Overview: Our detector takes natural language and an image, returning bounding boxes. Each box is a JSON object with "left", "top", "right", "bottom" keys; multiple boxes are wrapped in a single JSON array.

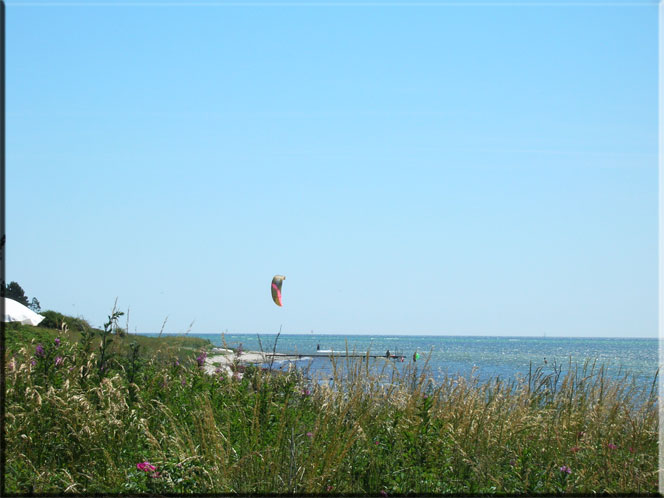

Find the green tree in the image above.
[{"left": 3, "top": 281, "right": 30, "bottom": 306}]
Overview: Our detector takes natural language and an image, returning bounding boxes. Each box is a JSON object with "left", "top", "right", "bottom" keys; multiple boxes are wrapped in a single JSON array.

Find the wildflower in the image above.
[
  {"left": 55, "top": 356, "right": 63, "bottom": 367},
  {"left": 196, "top": 352, "right": 207, "bottom": 367},
  {"left": 509, "top": 459, "right": 516, "bottom": 466},
  {"left": 577, "top": 431, "right": 585, "bottom": 439},
  {"left": 174, "top": 359, "right": 180, "bottom": 367},
  {"left": 30, "top": 359, "right": 36, "bottom": 367},
  {"left": 570, "top": 446, "right": 580, "bottom": 453},
  {"left": 306, "top": 432, "right": 314, "bottom": 438},
  {"left": 303, "top": 388, "right": 311, "bottom": 396},
  {"left": 629, "top": 447, "right": 635, "bottom": 454},
  {"left": 374, "top": 440, "right": 380, "bottom": 445},
  {"left": 380, "top": 490, "right": 388, "bottom": 497},
  {"left": 35, "top": 344, "right": 45, "bottom": 358},
  {"left": 149, "top": 472, "right": 161, "bottom": 479},
  {"left": 559, "top": 465, "right": 572, "bottom": 474},
  {"left": 181, "top": 378, "right": 186, "bottom": 386},
  {"left": 607, "top": 443, "right": 617, "bottom": 450},
  {"left": 54, "top": 337, "right": 60, "bottom": 347},
  {"left": 137, "top": 461, "right": 156, "bottom": 472}
]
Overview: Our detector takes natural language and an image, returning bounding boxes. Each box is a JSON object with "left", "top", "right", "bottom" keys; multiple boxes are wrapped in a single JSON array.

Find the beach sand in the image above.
[{"left": 203, "top": 347, "right": 305, "bottom": 378}]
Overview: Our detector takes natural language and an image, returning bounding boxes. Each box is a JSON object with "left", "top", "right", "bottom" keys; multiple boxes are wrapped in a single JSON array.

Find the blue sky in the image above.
[{"left": 6, "top": 1, "right": 658, "bottom": 337}]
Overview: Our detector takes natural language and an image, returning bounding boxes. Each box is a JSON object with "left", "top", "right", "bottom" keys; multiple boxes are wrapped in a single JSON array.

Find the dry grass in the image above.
[{"left": 4, "top": 335, "right": 659, "bottom": 494}]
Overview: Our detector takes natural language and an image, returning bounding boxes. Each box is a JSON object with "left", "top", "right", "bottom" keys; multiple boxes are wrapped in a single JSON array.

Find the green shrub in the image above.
[{"left": 40, "top": 310, "right": 93, "bottom": 332}]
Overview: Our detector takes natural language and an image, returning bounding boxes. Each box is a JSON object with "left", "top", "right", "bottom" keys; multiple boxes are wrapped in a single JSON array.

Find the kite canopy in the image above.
[{"left": 271, "top": 275, "right": 286, "bottom": 307}]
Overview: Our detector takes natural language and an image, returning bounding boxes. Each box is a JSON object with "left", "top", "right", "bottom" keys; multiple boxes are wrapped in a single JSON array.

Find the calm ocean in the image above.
[{"left": 149, "top": 333, "right": 659, "bottom": 389}]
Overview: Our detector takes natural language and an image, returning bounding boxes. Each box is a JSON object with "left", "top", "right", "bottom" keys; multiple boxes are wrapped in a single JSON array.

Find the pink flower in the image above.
[
  {"left": 559, "top": 465, "right": 572, "bottom": 474},
  {"left": 326, "top": 485, "right": 334, "bottom": 492},
  {"left": 374, "top": 440, "right": 380, "bottom": 445},
  {"left": 136, "top": 461, "right": 156, "bottom": 472},
  {"left": 306, "top": 432, "right": 314, "bottom": 438},
  {"left": 303, "top": 388, "right": 311, "bottom": 396},
  {"left": 380, "top": 490, "right": 388, "bottom": 497},
  {"left": 149, "top": 471, "right": 161, "bottom": 479},
  {"left": 54, "top": 337, "right": 60, "bottom": 347},
  {"left": 54, "top": 356, "right": 63, "bottom": 367},
  {"left": 607, "top": 443, "right": 617, "bottom": 450}
]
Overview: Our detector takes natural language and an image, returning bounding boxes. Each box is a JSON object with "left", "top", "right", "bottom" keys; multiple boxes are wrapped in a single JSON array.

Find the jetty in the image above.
[{"left": 265, "top": 352, "right": 407, "bottom": 360}]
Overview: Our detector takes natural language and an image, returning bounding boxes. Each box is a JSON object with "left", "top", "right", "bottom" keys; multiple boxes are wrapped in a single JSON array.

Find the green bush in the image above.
[{"left": 39, "top": 310, "right": 93, "bottom": 332}]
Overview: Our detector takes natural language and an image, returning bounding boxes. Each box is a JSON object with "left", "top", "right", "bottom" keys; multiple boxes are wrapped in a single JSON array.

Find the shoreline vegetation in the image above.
[{"left": 4, "top": 311, "right": 659, "bottom": 494}]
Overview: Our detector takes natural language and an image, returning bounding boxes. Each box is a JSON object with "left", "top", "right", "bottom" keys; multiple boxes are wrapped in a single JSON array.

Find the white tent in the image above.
[{"left": 3, "top": 297, "right": 45, "bottom": 326}]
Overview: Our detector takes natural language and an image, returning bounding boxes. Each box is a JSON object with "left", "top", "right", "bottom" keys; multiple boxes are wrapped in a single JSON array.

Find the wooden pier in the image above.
[{"left": 266, "top": 352, "right": 406, "bottom": 360}]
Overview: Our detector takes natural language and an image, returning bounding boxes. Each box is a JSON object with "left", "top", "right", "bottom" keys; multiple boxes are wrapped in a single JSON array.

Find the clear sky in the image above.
[{"left": 6, "top": 1, "right": 658, "bottom": 337}]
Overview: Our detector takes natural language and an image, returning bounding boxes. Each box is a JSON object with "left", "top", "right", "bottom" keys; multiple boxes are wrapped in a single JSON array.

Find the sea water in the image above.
[{"left": 144, "top": 333, "right": 659, "bottom": 390}]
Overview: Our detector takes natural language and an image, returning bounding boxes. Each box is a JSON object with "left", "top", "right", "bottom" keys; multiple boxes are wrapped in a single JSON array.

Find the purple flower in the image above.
[
  {"left": 196, "top": 352, "right": 207, "bottom": 366},
  {"left": 174, "top": 359, "right": 180, "bottom": 367},
  {"left": 181, "top": 378, "right": 186, "bottom": 386},
  {"left": 380, "top": 490, "right": 388, "bottom": 497},
  {"left": 607, "top": 443, "right": 617, "bottom": 450},
  {"left": 303, "top": 388, "right": 311, "bottom": 396},
  {"left": 30, "top": 359, "right": 36, "bottom": 367},
  {"left": 54, "top": 356, "right": 63, "bottom": 367},
  {"left": 35, "top": 344, "right": 45, "bottom": 358},
  {"left": 306, "top": 432, "right": 314, "bottom": 438},
  {"left": 137, "top": 461, "right": 156, "bottom": 472},
  {"left": 54, "top": 337, "right": 60, "bottom": 347},
  {"left": 559, "top": 465, "right": 572, "bottom": 474}
]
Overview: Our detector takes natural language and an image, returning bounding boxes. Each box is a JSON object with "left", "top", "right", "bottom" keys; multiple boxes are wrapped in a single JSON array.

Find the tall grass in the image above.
[{"left": 4, "top": 331, "right": 658, "bottom": 494}]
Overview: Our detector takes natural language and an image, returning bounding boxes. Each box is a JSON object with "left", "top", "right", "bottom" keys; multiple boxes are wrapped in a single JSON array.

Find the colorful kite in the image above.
[{"left": 271, "top": 275, "right": 286, "bottom": 307}]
